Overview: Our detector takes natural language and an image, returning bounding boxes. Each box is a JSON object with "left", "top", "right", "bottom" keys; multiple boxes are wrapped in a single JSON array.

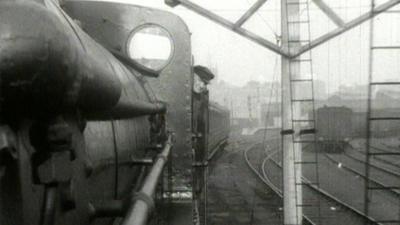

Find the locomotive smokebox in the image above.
[
  {"left": 0, "top": 0, "right": 124, "bottom": 118},
  {"left": 0, "top": 1, "right": 78, "bottom": 115}
]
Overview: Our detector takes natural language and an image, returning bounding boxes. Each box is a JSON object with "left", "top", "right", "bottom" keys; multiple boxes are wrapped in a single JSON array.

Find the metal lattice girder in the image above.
[
  {"left": 165, "top": 0, "right": 288, "bottom": 57},
  {"left": 234, "top": 0, "right": 268, "bottom": 28},
  {"left": 166, "top": 0, "right": 400, "bottom": 59},
  {"left": 312, "top": 0, "right": 345, "bottom": 27},
  {"left": 294, "top": 0, "right": 400, "bottom": 57}
]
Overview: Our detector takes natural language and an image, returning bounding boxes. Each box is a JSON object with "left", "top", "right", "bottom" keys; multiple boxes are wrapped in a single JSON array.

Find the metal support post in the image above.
[{"left": 281, "top": 0, "right": 302, "bottom": 224}]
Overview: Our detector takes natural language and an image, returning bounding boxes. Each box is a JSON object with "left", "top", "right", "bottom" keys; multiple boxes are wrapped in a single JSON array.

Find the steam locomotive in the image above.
[{"left": 0, "top": 0, "right": 229, "bottom": 225}]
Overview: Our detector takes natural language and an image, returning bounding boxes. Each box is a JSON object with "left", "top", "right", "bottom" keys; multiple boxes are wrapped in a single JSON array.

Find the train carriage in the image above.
[
  {"left": 191, "top": 65, "right": 230, "bottom": 225},
  {"left": 208, "top": 102, "right": 230, "bottom": 155}
]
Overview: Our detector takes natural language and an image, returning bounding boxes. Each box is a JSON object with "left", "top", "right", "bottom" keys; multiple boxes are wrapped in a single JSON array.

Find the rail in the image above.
[
  {"left": 244, "top": 141, "right": 381, "bottom": 225},
  {"left": 263, "top": 146, "right": 382, "bottom": 225},
  {"left": 324, "top": 153, "right": 400, "bottom": 197},
  {"left": 243, "top": 143, "right": 317, "bottom": 225},
  {"left": 369, "top": 145, "right": 400, "bottom": 168},
  {"left": 347, "top": 145, "right": 400, "bottom": 177}
]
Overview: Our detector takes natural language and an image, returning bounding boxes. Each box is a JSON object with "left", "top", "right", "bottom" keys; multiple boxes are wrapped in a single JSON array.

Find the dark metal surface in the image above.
[
  {"left": 62, "top": 0, "right": 193, "bottom": 189},
  {"left": 0, "top": 0, "right": 165, "bottom": 120},
  {"left": 208, "top": 102, "right": 230, "bottom": 152},
  {"left": 192, "top": 90, "right": 209, "bottom": 225},
  {"left": 0, "top": 0, "right": 119, "bottom": 116},
  {"left": 0, "top": 1, "right": 232, "bottom": 225},
  {"left": 0, "top": 1, "right": 188, "bottom": 225}
]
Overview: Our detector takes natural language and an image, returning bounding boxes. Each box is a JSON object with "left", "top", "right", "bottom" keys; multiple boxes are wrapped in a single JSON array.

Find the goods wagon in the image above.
[{"left": 316, "top": 106, "right": 352, "bottom": 153}]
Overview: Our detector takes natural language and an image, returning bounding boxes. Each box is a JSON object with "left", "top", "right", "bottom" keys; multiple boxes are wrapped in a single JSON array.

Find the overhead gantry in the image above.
[{"left": 166, "top": 0, "right": 400, "bottom": 58}]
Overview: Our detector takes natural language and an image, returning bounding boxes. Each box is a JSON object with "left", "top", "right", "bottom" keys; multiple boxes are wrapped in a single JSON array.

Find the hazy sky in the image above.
[{"left": 77, "top": 0, "right": 400, "bottom": 95}]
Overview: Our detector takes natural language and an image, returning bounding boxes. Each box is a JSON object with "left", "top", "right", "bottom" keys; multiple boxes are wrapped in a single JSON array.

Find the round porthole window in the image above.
[{"left": 127, "top": 24, "right": 174, "bottom": 72}]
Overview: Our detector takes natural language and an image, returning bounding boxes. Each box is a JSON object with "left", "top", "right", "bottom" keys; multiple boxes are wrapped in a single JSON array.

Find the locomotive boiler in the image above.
[{"left": 0, "top": 0, "right": 194, "bottom": 225}]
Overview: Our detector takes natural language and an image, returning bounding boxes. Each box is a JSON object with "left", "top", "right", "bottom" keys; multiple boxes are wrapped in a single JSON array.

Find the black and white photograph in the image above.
[{"left": 0, "top": 0, "right": 399, "bottom": 224}]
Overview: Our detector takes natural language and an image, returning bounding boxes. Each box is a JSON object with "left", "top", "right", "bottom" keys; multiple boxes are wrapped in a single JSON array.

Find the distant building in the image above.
[
  {"left": 208, "top": 80, "right": 280, "bottom": 128},
  {"left": 209, "top": 78, "right": 400, "bottom": 132},
  {"left": 260, "top": 102, "right": 281, "bottom": 128}
]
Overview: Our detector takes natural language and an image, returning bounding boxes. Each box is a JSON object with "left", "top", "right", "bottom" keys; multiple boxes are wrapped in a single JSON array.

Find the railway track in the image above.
[
  {"left": 244, "top": 143, "right": 386, "bottom": 225},
  {"left": 325, "top": 150, "right": 400, "bottom": 198},
  {"left": 207, "top": 136, "right": 285, "bottom": 225},
  {"left": 325, "top": 153, "right": 400, "bottom": 197},
  {"left": 243, "top": 144, "right": 316, "bottom": 225},
  {"left": 368, "top": 145, "right": 400, "bottom": 169},
  {"left": 345, "top": 145, "right": 400, "bottom": 181},
  {"left": 350, "top": 140, "right": 400, "bottom": 169},
  {"left": 244, "top": 141, "right": 385, "bottom": 225},
  {"left": 320, "top": 145, "right": 400, "bottom": 223},
  {"left": 262, "top": 149, "right": 380, "bottom": 225},
  {"left": 240, "top": 136, "right": 400, "bottom": 224}
]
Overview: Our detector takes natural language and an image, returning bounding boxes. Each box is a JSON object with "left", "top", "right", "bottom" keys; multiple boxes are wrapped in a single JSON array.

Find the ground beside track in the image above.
[
  {"left": 350, "top": 138, "right": 400, "bottom": 170},
  {"left": 207, "top": 135, "right": 283, "bottom": 225},
  {"left": 207, "top": 135, "right": 400, "bottom": 224},
  {"left": 256, "top": 146, "right": 368, "bottom": 225},
  {"left": 264, "top": 143, "right": 400, "bottom": 224}
]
